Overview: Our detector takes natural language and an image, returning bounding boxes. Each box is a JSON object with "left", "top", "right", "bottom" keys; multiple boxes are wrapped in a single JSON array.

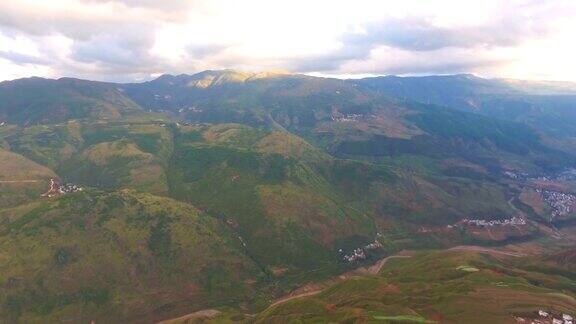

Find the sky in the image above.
[{"left": 0, "top": 0, "right": 575, "bottom": 82}]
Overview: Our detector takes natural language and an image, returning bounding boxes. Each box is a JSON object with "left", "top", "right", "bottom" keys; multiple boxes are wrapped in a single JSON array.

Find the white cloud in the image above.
[{"left": 0, "top": 0, "right": 574, "bottom": 81}]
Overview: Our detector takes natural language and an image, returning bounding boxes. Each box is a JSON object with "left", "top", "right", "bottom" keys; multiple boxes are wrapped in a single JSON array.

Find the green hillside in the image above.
[
  {"left": 0, "top": 71, "right": 575, "bottom": 322},
  {"left": 355, "top": 75, "right": 576, "bottom": 143},
  {"left": 0, "top": 149, "right": 56, "bottom": 208},
  {"left": 0, "top": 77, "right": 141, "bottom": 125},
  {"left": 0, "top": 190, "right": 262, "bottom": 323},
  {"left": 122, "top": 70, "right": 576, "bottom": 176},
  {"left": 253, "top": 250, "right": 576, "bottom": 323}
]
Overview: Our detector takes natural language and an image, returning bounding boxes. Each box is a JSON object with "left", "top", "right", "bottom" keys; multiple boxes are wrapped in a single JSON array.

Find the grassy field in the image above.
[{"left": 251, "top": 250, "right": 576, "bottom": 323}]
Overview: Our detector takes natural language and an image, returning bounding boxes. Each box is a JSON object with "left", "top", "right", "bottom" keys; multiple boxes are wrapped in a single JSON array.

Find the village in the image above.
[
  {"left": 154, "top": 94, "right": 172, "bottom": 101},
  {"left": 557, "top": 168, "right": 576, "bottom": 181},
  {"left": 537, "top": 189, "right": 576, "bottom": 220},
  {"left": 460, "top": 216, "right": 527, "bottom": 227},
  {"left": 41, "top": 178, "right": 83, "bottom": 198},
  {"left": 503, "top": 170, "right": 530, "bottom": 180},
  {"left": 331, "top": 112, "right": 364, "bottom": 122},
  {"left": 503, "top": 168, "right": 576, "bottom": 183},
  {"left": 178, "top": 106, "right": 203, "bottom": 114},
  {"left": 502, "top": 168, "right": 576, "bottom": 222},
  {"left": 515, "top": 309, "right": 573, "bottom": 324},
  {"left": 340, "top": 238, "right": 383, "bottom": 263}
]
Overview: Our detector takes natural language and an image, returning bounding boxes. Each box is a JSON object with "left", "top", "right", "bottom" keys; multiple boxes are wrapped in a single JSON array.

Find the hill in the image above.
[
  {"left": 252, "top": 249, "right": 576, "bottom": 323},
  {"left": 0, "top": 70, "right": 575, "bottom": 322},
  {"left": 0, "top": 148, "right": 56, "bottom": 208},
  {"left": 354, "top": 74, "right": 576, "bottom": 144},
  {"left": 0, "top": 190, "right": 263, "bottom": 323},
  {"left": 121, "top": 70, "right": 576, "bottom": 176},
  {"left": 0, "top": 77, "right": 142, "bottom": 125}
]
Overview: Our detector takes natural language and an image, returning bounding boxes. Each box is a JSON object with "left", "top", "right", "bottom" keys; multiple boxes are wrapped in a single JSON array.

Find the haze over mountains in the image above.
[{"left": 1, "top": 70, "right": 576, "bottom": 323}]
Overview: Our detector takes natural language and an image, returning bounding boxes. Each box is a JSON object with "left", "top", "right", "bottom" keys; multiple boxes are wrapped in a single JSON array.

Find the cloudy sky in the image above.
[{"left": 0, "top": 0, "right": 575, "bottom": 82}]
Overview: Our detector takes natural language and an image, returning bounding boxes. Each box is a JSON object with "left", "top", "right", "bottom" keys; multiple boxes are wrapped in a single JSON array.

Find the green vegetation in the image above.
[
  {"left": 254, "top": 250, "right": 576, "bottom": 323},
  {"left": 0, "top": 149, "right": 55, "bottom": 208},
  {"left": 0, "top": 190, "right": 262, "bottom": 323},
  {"left": 0, "top": 77, "right": 142, "bottom": 125},
  {"left": 1, "top": 71, "right": 576, "bottom": 322}
]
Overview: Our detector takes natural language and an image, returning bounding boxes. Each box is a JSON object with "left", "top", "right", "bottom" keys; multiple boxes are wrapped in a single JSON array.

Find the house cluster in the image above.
[
  {"left": 516, "top": 310, "right": 573, "bottom": 323},
  {"left": 237, "top": 235, "right": 247, "bottom": 247},
  {"left": 178, "top": 106, "right": 203, "bottom": 113},
  {"left": 462, "top": 216, "right": 526, "bottom": 227},
  {"left": 522, "top": 310, "right": 573, "bottom": 324},
  {"left": 503, "top": 170, "right": 529, "bottom": 180},
  {"left": 557, "top": 168, "right": 576, "bottom": 181},
  {"left": 43, "top": 178, "right": 84, "bottom": 198},
  {"left": 57, "top": 183, "right": 83, "bottom": 194},
  {"left": 343, "top": 248, "right": 366, "bottom": 263},
  {"left": 502, "top": 169, "right": 576, "bottom": 182},
  {"left": 341, "top": 239, "right": 383, "bottom": 263},
  {"left": 538, "top": 189, "right": 576, "bottom": 219},
  {"left": 331, "top": 113, "right": 363, "bottom": 122},
  {"left": 154, "top": 94, "right": 172, "bottom": 100}
]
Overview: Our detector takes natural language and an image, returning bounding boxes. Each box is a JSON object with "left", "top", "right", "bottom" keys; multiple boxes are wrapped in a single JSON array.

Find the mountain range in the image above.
[{"left": 1, "top": 70, "right": 576, "bottom": 323}]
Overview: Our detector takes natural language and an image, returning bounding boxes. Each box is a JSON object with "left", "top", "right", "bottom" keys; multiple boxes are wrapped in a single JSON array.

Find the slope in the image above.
[
  {"left": 0, "top": 190, "right": 262, "bottom": 323},
  {"left": 0, "top": 148, "right": 56, "bottom": 208},
  {"left": 354, "top": 74, "right": 576, "bottom": 142},
  {"left": 0, "top": 77, "right": 142, "bottom": 125},
  {"left": 253, "top": 249, "right": 576, "bottom": 323}
]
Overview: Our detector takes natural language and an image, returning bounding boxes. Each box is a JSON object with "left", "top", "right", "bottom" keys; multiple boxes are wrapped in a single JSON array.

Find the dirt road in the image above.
[
  {"left": 448, "top": 245, "right": 526, "bottom": 257},
  {"left": 268, "top": 290, "right": 323, "bottom": 308},
  {"left": 157, "top": 309, "right": 221, "bottom": 324},
  {"left": 267, "top": 253, "right": 413, "bottom": 309},
  {"left": 355, "top": 254, "right": 413, "bottom": 275}
]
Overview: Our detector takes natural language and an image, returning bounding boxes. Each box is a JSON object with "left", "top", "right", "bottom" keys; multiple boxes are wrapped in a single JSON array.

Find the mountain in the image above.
[
  {"left": 0, "top": 148, "right": 56, "bottom": 208},
  {"left": 121, "top": 70, "right": 576, "bottom": 174},
  {"left": 0, "top": 190, "right": 261, "bottom": 323},
  {"left": 0, "top": 77, "right": 141, "bottom": 125},
  {"left": 0, "top": 70, "right": 575, "bottom": 322},
  {"left": 354, "top": 74, "right": 576, "bottom": 142}
]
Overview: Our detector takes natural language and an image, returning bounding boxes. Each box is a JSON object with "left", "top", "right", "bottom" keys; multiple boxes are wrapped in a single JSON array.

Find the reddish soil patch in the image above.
[
  {"left": 271, "top": 267, "right": 289, "bottom": 277},
  {"left": 380, "top": 284, "right": 401, "bottom": 294}
]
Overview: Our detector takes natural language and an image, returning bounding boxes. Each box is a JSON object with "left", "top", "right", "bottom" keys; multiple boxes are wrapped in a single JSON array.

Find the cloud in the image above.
[
  {"left": 71, "top": 29, "right": 155, "bottom": 67},
  {"left": 0, "top": 0, "right": 574, "bottom": 81},
  {"left": 341, "top": 46, "right": 512, "bottom": 76},
  {"left": 290, "top": 8, "right": 554, "bottom": 74},
  {"left": 344, "top": 16, "right": 542, "bottom": 53},
  {"left": 0, "top": 51, "right": 50, "bottom": 65}
]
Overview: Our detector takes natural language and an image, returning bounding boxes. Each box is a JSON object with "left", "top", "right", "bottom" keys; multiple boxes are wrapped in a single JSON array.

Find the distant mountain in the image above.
[
  {"left": 0, "top": 77, "right": 141, "bottom": 125},
  {"left": 120, "top": 70, "right": 576, "bottom": 174},
  {"left": 354, "top": 74, "right": 576, "bottom": 140}
]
